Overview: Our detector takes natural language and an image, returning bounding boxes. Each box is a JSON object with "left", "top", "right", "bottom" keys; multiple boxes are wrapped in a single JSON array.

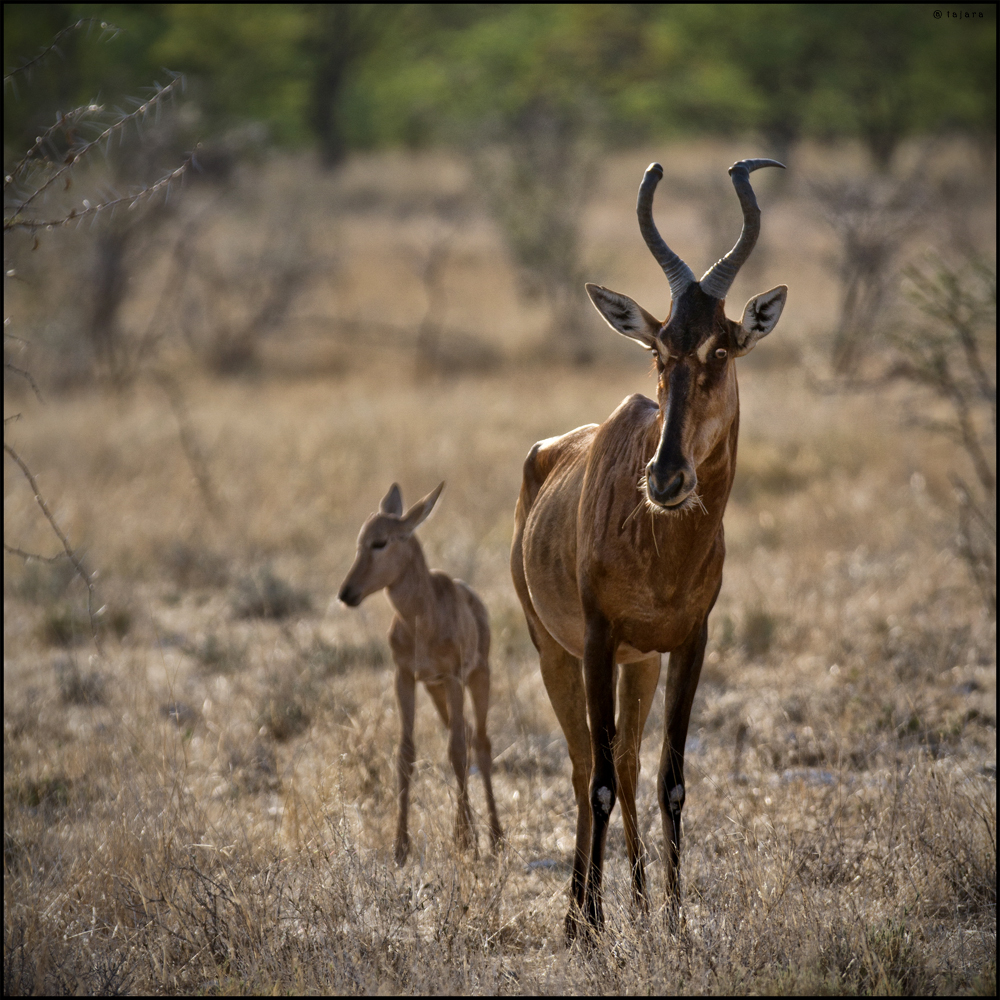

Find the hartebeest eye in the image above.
[
  {"left": 714, "top": 348, "right": 728, "bottom": 359},
  {"left": 371, "top": 539, "right": 387, "bottom": 550}
]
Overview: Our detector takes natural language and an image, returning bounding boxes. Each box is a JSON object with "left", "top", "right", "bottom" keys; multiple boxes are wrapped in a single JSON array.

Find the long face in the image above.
[
  {"left": 338, "top": 514, "right": 411, "bottom": 606},
  {"left": 645, "top": 287, "right": 740, "bottom": 512},
  {"left": 337, "top": 482, "right": 444, "bottom": 607},
  {"left": 586, "top": 158, "right": 787, "bottom": 513}
]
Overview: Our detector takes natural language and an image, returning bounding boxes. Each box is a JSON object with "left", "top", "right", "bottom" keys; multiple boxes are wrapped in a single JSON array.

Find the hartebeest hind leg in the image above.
[
  {"left": 615, "top": 655, "right": 662, "bottom": 909},
  {"left": 659, "top": 619, "right": 708, "bottom": 916},
  {"left": 526, "top": 621, "right": 593, "bottom": 934}
]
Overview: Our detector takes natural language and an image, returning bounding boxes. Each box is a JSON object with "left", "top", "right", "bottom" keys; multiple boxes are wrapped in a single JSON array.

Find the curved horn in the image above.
[
  {"left": 698, "top": 158, "right": 785, "bottom": 300},
  {"left": 637, "top": 162, "right": 696, "bottom": 301}
]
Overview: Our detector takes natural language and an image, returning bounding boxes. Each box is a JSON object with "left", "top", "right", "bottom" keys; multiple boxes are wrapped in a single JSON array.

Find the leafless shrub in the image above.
[
  {"left": 742, "top": 607, "right": 777, "bottom": 659},
  {"left": 476, "top": 104, "right": 598, "bottom": 364},
  {"left": 160, "top": 540, "right": 229, "bottom": 589},
  {"left": 227, "top": 736, "right": 280, "bottom": 792},
  {"left": 307, "top": 635, "right": 387, "bottom": 676},
  {"left": 892, "top": 254, "right": 996, "bottom": 614},
  {"left": 5, "top": 555, "right": 77, "bottom": 603},
  {"left": 155, "top": 185, "right": 323, "bottom": 377},
  {"left": 5, "top": 22, "right": 193, "bottom": 654},
  {"left": 186, "top": 632, "right": 246, "bottom": 675},
  {"left": 412, "top": 213, "right": 460, "bottom": 376},
  {"left": 232, "top": 566, "right": 312, "bottom": 620},
  {"left": 54, "top": 657, "right": 106, "bottom": 706},
  {"left": 813, "top": 173, "right": 926, "bottom": 374},
  {"left": 257, "top": 693, "right": 311, "bottom": 742}
]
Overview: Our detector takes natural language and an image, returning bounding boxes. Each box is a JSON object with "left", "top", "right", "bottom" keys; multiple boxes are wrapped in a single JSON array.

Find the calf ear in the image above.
[
  {"left": 586, "top": 283, "right": 662, "bottom": 351},
  {"left": 401, "top": 482, "right": 444, "bottom": 535},
  {"left": 735, "top": 285, "right": 787, "bottom": 356},
  {"left": 379, "top": 483, "right": 403, "bottom": 516}
]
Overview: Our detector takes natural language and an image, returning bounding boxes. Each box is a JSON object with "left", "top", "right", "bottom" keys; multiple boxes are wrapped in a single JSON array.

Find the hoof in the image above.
[
  {"left": 394, "top": 836, "right": 410, "bottom": 866},
  {"left": 564, "top": 908, "right": 583, "bottom": 943},
  {"left": 565, "top": 909, "right": 601, "bottom": 949}
]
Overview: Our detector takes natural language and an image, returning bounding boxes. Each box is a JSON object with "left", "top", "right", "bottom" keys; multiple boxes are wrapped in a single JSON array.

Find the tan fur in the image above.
[
  {"left": 511, "top": 168, "right": 786, "bottom": 936},
  {"left": 340, "top": 483, "right": 502, "bottom": 864}
]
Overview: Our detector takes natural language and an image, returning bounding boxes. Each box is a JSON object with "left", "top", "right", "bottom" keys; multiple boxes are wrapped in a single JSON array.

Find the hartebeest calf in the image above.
[
  {"left": 339, "top": 482, "right": 502, "bottom": 864},
  {"left": 511, "top": 159, "right": 787, "bottom": 933}
]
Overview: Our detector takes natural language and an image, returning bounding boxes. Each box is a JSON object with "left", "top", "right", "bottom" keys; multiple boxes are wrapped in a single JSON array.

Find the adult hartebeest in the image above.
[
  {"left": 510, "top": 159, "right": 787, "bottom": 933},
  {"left": 339, "top": 483, "right": 502, "bottom": 864}
]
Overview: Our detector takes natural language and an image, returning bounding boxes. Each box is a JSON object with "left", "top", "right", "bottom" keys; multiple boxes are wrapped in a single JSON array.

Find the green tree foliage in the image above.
[
  {"left": 5, "top": 4, "right": 995, "bottom": 168},
  {"left": 151, "top": 4, "right": 312, "bottom": 145}
]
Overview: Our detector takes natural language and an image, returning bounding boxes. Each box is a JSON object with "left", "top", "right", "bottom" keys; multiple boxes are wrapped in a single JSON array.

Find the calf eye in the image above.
[
  {"left": 371, "top": 540, "right": 387, "bottom": 550},
  {"left": 714, "top": 348, "right": 728, "bottom": 359}
]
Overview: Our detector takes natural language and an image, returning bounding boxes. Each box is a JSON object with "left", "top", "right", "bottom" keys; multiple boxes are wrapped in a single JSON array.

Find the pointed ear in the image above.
[
  {"left": 586, "top": 283, "right": 662, "bottom": 351},
  {"left": 379, "top": 483, "right": 403, "bottom": 516},
  {"left": 735, "top": 285, "right": 787, "bottom": 356},
  {"left": 400, "top": 482, "right": 444, "bottom": 535}
]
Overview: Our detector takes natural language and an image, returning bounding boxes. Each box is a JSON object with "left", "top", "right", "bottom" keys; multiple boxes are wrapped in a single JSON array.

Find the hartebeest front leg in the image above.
[
  {"left": 615, "top": 655, "right": 662, "bottom": 909},
  {"left": 583, "top": 614, "right": 618, "bottom": 930},
  {"left": 658, "top": 619, "right": 708, "bottom": 917},
  {"left": 394, "top": 665, "right": 417, "bottom": 866}
]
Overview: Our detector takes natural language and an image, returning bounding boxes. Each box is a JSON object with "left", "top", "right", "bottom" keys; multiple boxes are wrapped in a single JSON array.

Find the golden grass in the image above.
[{"left": 4, "top": 140, "right": 996, "bottom": 994}]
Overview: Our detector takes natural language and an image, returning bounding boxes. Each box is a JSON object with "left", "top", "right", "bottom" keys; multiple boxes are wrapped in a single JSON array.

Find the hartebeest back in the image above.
[
  {"left": 339, "top": 483, "right": 502, "bottom": 863},
  {"left": 510, "top": 159, "right": 787, "bottom": 934}
]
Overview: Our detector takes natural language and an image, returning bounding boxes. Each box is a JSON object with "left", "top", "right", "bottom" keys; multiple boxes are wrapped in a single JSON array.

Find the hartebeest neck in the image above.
[{"left": 385, "top": 538, "right": 437, "bottom": 627}]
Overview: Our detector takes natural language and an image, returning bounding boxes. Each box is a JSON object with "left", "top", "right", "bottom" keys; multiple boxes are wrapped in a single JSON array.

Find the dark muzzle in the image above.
[{"left": 645, "top": 459, "right": 695, "bottom": 508}]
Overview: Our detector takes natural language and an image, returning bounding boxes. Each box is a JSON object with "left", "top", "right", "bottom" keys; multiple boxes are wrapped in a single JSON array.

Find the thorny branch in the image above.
[
  {"left": 5, "top": 73, "right": 187, "bottom": 225},
  {"left": 6, "top": 156, "right": 193, "bottom": 233},
  {"left": 3, "top": 359, "right": 45, "bottom": 403},
  {"left": 6, "top": 104, "right": 101, "bottom": 188},
  {"left": 4, "top": 442, "right": 102, "bottom": 651}
]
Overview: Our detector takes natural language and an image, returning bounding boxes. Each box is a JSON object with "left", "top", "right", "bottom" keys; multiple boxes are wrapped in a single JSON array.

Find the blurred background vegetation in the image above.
[
  {"left": 3, "top": 4, "right": 996, "bottom": 608},
  {"left": 5, "top": 3, "right": 996, "bottom": 169},
  {"left": 3, "top": 12, "right": 996, "bottom": 991}
]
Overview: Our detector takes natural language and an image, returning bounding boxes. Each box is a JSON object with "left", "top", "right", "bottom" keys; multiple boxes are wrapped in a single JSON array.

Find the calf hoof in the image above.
[
  {"left": 454, "top": 816, "right": 477, "bottom": 856},
  {"left": 394, "top": 835, "right": 410, "bottom": 866}
]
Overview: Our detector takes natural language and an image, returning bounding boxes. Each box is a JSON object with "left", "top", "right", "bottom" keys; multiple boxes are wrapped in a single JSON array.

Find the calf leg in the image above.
[
  {"left": 445, "top": 671, "right": 475, "bottom": 853},
  {"left": 467, "top": 665, "right": 502, "bottom": 850},
  {"left": 394, "top": 665, "right": 417, "bottom": 865}
]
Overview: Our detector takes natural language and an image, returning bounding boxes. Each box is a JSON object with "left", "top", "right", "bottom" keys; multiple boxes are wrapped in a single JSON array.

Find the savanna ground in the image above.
[{"left": 4, "top": 139, "right": 996, "bottom": 994}]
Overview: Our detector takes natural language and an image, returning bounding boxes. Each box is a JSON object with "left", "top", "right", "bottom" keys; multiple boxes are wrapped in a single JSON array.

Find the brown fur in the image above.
[
  {"left": 340, "top": 483, "right": 502, "bottom": 863},
  {"left": 511, "top": 170, "right": 786, "bottom": 935}
]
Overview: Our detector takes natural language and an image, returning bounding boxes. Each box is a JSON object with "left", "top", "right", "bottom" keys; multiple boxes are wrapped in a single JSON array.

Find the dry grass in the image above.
[{"left": 4, "top": 140, "right": 996, "bottom": 994}]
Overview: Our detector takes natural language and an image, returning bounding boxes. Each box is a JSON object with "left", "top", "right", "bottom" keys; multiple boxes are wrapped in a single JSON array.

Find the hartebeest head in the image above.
[
  {"left": 338, "top": 482, "right": 444, "bottom": 607},
  {"left": 586, "top": 160, "right": 787, "bottom": 513}
]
